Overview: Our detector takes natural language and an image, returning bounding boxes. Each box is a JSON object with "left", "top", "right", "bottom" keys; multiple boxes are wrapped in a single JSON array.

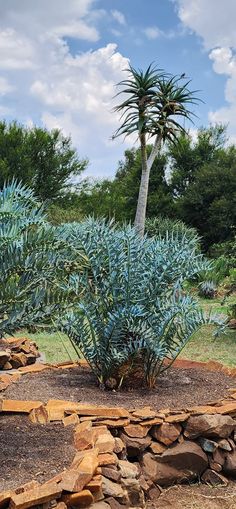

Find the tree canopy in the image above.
[{"left": 0, "top": 120, "right": 87, "bottom": 201}]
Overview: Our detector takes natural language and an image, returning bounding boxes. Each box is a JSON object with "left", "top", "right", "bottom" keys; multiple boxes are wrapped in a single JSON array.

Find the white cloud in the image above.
[
  {"left": 0, "top": 1, "right": 133, "bottom": 177},
  {"left": 175, "top": 0, "right": 236, "bottom": 140},
  {"left": 175, "top": 0, "right": 236, "bottom": 50},
  {"left": 0, "top": 76, "right": 14, "bottom": 95},
  {"left": 143, "top": 26, "right": 162, "bottom": 40},
  {"left": 111, "top": 10, "right": 126, "bottom": 26}
]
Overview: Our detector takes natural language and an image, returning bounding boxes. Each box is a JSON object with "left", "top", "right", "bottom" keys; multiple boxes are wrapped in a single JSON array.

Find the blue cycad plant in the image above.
[
  {"left": 0, "top": 181, "right": 80, "bottom": 337},
  {"left": 59, "top": 218, "right": 222, "bottom": 389}
]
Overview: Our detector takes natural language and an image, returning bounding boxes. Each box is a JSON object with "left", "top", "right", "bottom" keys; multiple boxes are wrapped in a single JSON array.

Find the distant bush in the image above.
[
  {"left": 145, "top": 216, "right": 199, "bottom": 243},
  {"left": 47, "top": 204, "right": 83, "bottom": 225}
]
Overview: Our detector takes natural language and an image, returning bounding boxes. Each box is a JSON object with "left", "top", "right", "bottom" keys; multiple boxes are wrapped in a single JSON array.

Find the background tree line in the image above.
[{"left": 0, "top": 120, "right": 235, "bottom": 252}]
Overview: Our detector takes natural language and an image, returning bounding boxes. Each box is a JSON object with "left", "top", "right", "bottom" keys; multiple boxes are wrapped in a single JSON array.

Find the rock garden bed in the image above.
[
  {"left": 1, "top": 360, "right": 236, "bottom": 509},
  {"left": 2, "top": 362, "right": 236, "bottom": 409}
]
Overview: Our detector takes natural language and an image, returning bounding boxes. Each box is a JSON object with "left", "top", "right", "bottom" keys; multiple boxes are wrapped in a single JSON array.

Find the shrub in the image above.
[
  {"left": 59, "top": 218, "right": 221, "bottom": 389},
  {"left": 47, "top": 204, "right": 83, "bottom": 225},
  {"left": 198, "top": 281, "right": 217, "bottom": 299},
  {"left": 0, "top": 181, "right": 80, "bottom": 337},
  {"left": 145, "top": 216, "right": 199, "bottom": 243}
]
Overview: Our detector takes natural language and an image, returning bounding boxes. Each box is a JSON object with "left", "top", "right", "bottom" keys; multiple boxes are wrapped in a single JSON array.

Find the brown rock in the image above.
[
  {"left": 2, "top": 362, "right": 12, "bottom": 370},
  {"left": 165, "top": 413, "right": 190, "bottom": 424},
  {"left": 114, "top": 437, "right": 125, "bottom": 454},
  {"left": 145, "top": 481, "right": 161, "bottom": 501},
  {"left": 46, "top": 399, "right": 80, "bottom": 421},
  {"left": 0, "top": 381, "right": 10, "bottom": 391},
  {"left": 105, "top": 497, "right": 128, "bottom": 509},
  {"left": 61, "top": 490, "right": 94, "bottom": 508},
  {"left": 120, "top": 433, "right": 151, "bottom": 457},
  {"left": 2, "top": 399, "right": 42, "bottom": 413},
  {"left": 92, "top": 425, "right": 108, "bottom": 438},
  {"left": 72, "top": 405, "right": 130, "bottom": 419},
  {"left": 149, "top": 442, "right": 166, "bottom": 455},
  {"left": 213, "top": 448, "right": 226, "bottom": 466},
  {"left": 14, "top": 481, "right": 40, "bottom": 495},
  {"left": 151, "top": 423, "right": 181, "bottom": 445},
  {"left": 132, "top": 407, "right": 156, "bottom": 420},
  {"left": 187, "top": 405, "right": 219, "bottom": 415},
  {"left": 101, "top": 467, "right": 121, "bottom": 482},
  {"left": 55, "top": 503, "right": 67, "bottom": 509},
  {"left": 9, "top": 483, "right": 61, "bottom": 509},
  {"left": 0, "top": 351, "right": 11, "bottom": 368},
  {"left": 98, "top": 453, "right": 118, "bottom": 466},
  {"left": 123, "top": 424, "right": 150, "bottom": 438},
  {"left": 60, "top": 470, "right": 92, "bottom": 493},
  {"left": 223, "top": 450, "right": 236, "bottom": 477},
  {"left": 92, "top": 503, "right": 110, "bottom": 509},
  {"left": 11, "top": 353, "right": 28, "bottom": 368},
  {"left": 184, "top": 414, "right": 236, "bottom": 439},
  {"left": 217, "top": 402, "right": 236, "bottom": 415},
  {"left": 29, "top": 405, "right": 49, "bottom": 424},
  {"left": 121, "top": 478, "right": 145, "bottom": 507},
  {"left": 209, "top": 459, "right": 222, "bottom": 473},
  {"left": 95, "top": 432, "right": 115, "bottom": 454},
  {"left": 0, "top": 491, "right": 12, "bottom": 509},
  {"left": 141, "top": 441, "right": 208, "bottom": 486},
  {"left": 140, "top": 418, "right": 163, "bottom": 427},
  {"left": 201, "top": 469, "right": 228, "bottom": 486},
  {"left": 74, "top": 428, "right": 95, "bottom": 451},
  {"left": 74, "top": 420, "right": 92, "bottom": 433},
  {"left": 25, "top": 354, "right": 37, "bottom": 365},
  {"left": 101, "top": 477, "right": 124, "bottom": 498},
  {"left": 76, "top": 447, "right": 99, "bottom": 475},
  {"left": 94, "top": 419, "right": 130, "bottom": 428},
  {"left": 62, "top": 414, "right": 79, "bottom": 427},
  {"left": 118, "top": 460, "right": 138, "bottom": 479},
  {"left": 85, "top": 474, "right": 102, "bottom": 493},
  {"left": 218, "top": 439, "right": 232, "bottom": 451}
]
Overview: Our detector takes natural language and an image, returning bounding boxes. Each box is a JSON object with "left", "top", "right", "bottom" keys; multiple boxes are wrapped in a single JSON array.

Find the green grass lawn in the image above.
[{"left": 17, "top": 296, "right": 236, "bottom": 367}]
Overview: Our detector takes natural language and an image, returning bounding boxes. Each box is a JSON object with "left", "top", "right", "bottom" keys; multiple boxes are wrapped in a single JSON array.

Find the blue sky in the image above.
[{"left": 0, "top": 0, "right": 235, "bottom": 178}]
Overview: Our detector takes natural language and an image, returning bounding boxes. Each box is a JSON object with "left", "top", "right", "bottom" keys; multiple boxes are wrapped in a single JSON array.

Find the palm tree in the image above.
[{"left": 113, "top": 65, "right": 199, "bottom": 236}]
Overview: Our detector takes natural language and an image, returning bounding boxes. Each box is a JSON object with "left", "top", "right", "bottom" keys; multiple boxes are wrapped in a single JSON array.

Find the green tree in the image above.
[
  {"left": 169, "top": 126, "right": 236, "bottom": 249},
  {"left": 170, "top": 125, "right": 226, "bottom": 197},
  {"left": 114, "top": 147, "right": 173, "bottom": 221},
  {"left": 70, "top": 147, "right": 173, "bottom": 223},
  {"left": 113, "top": 65, "right": 199, "bottom": 235},
  {"left": 0, "top": 120, "right": 87, "bottom": 201}
]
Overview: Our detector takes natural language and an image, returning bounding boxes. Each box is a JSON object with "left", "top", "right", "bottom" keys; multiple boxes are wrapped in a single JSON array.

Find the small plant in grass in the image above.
[
  {"left": 198, "top": 281, "right": 217, "bottom": 299},
  {"left": 59, "top": 218, "right": 222, "bottom": 389}
]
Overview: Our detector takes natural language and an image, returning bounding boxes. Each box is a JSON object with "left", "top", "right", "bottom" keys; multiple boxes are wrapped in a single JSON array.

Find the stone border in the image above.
[
  {"left": 1, "top": 358, "right": 236, "bottom": 509},
  {"left": 1, "top": 389, "right": 236, "bottom": 508}
]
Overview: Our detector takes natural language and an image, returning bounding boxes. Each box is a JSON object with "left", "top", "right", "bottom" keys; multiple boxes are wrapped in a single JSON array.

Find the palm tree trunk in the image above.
[
  {"left": 134, "top": 132, "right": 162, "bottom": 236},
  {"left": 147, "top": 133, "right": 162, "bottom": 171},
  {"left": 134, "top": 133, "right": 150, "bottom": 236}
]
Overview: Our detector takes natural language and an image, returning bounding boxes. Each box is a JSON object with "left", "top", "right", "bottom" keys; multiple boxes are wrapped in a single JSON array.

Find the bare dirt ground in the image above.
[
  {"left": 149, "top": 483, "right": 236, "bottom": 509},
  {"left": 0, "top": 414, "right": 75, "bottom": 491}
]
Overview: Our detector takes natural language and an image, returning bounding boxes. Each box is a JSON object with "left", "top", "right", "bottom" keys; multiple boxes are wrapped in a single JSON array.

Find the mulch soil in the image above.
[
  {"left": 0, "top": 414, "right": 75, "bottom": 491},
  {"left": 3, "top": 364, "right": 236, "bottom": 409}
]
